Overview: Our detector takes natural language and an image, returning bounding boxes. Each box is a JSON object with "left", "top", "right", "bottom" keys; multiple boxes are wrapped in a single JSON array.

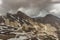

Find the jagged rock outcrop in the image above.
[{"left": 0, "top": 11, "right": 59, "bottom": 40}]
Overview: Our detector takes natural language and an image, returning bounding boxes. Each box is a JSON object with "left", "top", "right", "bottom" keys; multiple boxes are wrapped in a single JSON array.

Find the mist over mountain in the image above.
[{"left": 0, "top": 0, "right": 60, "bottom": 18}]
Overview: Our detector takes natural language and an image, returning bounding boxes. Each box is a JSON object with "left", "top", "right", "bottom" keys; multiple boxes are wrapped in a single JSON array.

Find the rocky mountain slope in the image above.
[
  {"left": 0, "top": 11, "right": 60, "bottom": 40},
  {"left": 36, "top": 14, "right": 60, "bottom": 40}
]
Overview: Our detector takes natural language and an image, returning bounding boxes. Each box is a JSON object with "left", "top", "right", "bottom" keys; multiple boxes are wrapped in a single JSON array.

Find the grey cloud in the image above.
[
  {"left": 0, "top": 0, "right": 51, "bottom": 17},
  {"left": 0, "top": 0, "right": 60, "bottom": 18},
  {"left": 2, "top": 0, "right": 50, "bottom": 9}
]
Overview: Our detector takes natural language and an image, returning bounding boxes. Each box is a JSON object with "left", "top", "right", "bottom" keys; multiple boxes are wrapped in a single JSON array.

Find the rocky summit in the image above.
[{"left": 0, "top": 11, "right": 60, "bottom": 40}]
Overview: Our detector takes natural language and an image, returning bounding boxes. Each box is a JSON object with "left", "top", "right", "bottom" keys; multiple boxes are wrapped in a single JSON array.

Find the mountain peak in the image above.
[
  {"left": 44, "top": 14, "right": 59, "bottom": 19},
  {"left": 45, "top": 14, "right": 56, "bottom": 17},
  {"left": 16, "top": 11, "right": 31, "bottom": 19},
  {"left": 46, "top": 14, "right": 53, "bottom": 16}
]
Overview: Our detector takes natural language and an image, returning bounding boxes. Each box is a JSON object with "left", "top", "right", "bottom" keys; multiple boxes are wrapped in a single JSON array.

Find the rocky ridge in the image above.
[{"left": 0, "top": 11, "right": 59, "bottom": 40}]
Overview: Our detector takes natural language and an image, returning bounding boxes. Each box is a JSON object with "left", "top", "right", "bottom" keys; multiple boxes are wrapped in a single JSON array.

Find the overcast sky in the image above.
[{"left": 0, "top": 0, "right": 60, "bottom": 18}]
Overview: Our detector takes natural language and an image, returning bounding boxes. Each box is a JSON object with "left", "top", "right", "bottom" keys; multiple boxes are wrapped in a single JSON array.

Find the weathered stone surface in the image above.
[{"left": 0, "top": 11, "right": 59, "bottom": 40}]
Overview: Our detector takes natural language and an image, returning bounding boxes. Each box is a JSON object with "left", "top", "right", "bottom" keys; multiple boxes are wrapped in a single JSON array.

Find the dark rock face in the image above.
[
  {"left": 0, "top": 16, "right": 5, "bottom": 23},
  {"left": 17, "top": 11, "right": 30, "bottom": 19}
]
